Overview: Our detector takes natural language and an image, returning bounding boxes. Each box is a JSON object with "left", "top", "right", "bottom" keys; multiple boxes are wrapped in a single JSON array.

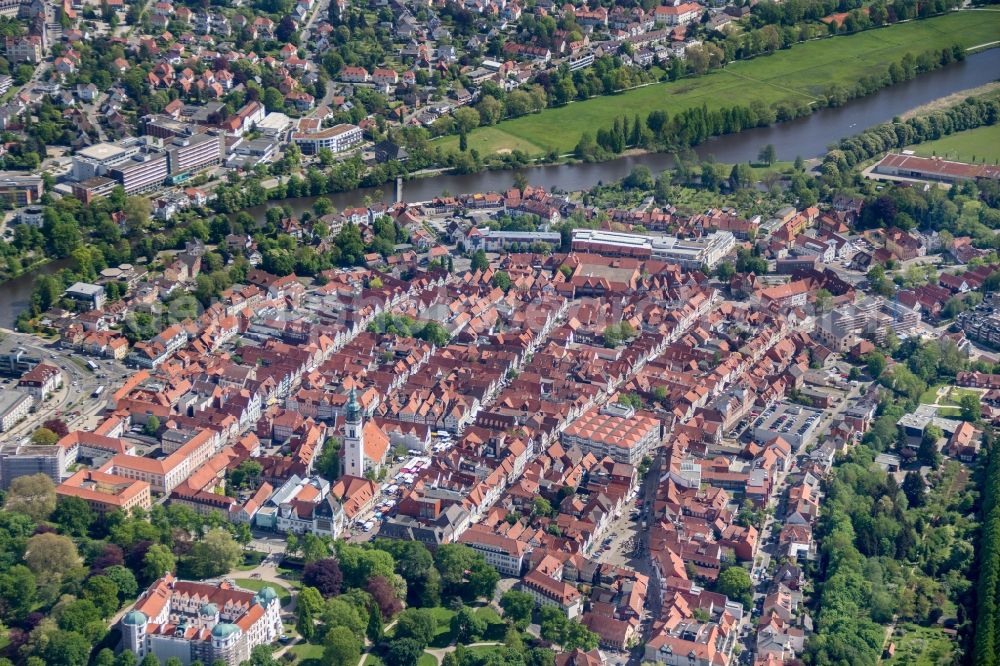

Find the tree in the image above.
[
  {"left": 367, "top": 575, "right": 403, "bottom": 620},
  {"left": 323, "top": 626, "right": 361, "bottom": 666},
  {"left": 959, "top": 393, "right": 982, "bottom": 422},
  {"left": 814, "top": 288, "right": 833, "bottom": 313},
  {"left": 187, "top": 528, "right": 241, "bottom": 578},
  {"left": 714, "top": 262, "right": 735, "bottom": 282},
  {"left": 918, "top": 425, "right": 943, "bottom": 469},
  {"left": 758, "top": 143, "right": 777, "bottom": 166},
  {"left": 56, "top": 599, "right": 103, "bottom": 634},
  {"left": 865, "top": 351, "right": 887, "bottom": 379},
  {"left": 303, "top": 558, "right": 343, "bottom": 597},
  {"left": 394, "top": 608, "right": 437, "bottom": 648},
  {"left": 322, "top": 596, "right": 366, "bottom": 636},
  {"left": 5, "top": 472, "right": 56, "bottom": 521},
  {"left": 139, "top": 655, "right": 160, "bottom": 666},
  {"left": 52, "top": 495, "right": 95, "bottom": 537},
  {"left": 31, "top": 427, "right": 59, "bottom": 445},
  {"left": 143, "top": 544, "right": 175, "bottom": 583},
  {"left": 102, "top": 565, "right": 138, "bottom": 601},
  {"left": 24, "top": 532, "right": 80, "bottom": 582},
  {"left": 451, "top": 606, "right": 487, "bottom": 642},
  {"left": 144, "top": 415, "right": 160, "bottom": 436},
  {"left": 470, "top": 249, "right": 489, "bottom": 272},
  {"left": 84, "top": 574, "right": 121, "bottom": 617},
  {"left": 0, "top": 564, "right": 37, "bottom": 621},
  {"left": 715, "top": 567, "right": 753, "bottom": 609},
  {"left": 501, "top": 590, "right": 535, "bottom": 629},
  {"left": 42, "top": 418, "right": 69, "bottom": 437},
  {"left": 902, "top": 470, "right": 925, "bottom": 508},
  {"left": 367, "top": 601, "right": 384, "bottom": 643},
  {"left": 297, "top": 586, "right": 324, "bottom": 641},
  {"left": 41, "top": 629, "right": 92, "bottom": 666},
  {"left": 386, "top": 638, "right": 424, "bottom": 666},
  {"left": 491, "top": 270, "right": 512, "bottom": 292}
]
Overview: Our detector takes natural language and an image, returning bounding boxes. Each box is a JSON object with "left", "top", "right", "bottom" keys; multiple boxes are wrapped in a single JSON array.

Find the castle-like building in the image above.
[{"left": 120, "top": 574, "right": 282, "bottom": 666}]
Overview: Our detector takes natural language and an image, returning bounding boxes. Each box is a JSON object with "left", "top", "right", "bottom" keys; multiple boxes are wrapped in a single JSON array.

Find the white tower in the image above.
[{"left": 343, "top": 386, "right": 365, "bottom": 478}]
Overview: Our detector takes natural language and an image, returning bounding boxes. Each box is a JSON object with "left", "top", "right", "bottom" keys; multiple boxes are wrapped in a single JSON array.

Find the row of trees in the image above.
[
  {"left": 973, "top": 429, "right": 1000, "bottom": 664},
  {"left": 573, "top": 44, "right": 963, "bottom": 167},
  {"left": 821, "top": 93, "right": 998, "bottom": 188}
]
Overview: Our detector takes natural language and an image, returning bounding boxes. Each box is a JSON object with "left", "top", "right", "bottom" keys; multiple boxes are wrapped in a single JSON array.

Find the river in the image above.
[
  {"left": 1, "top": 48, "right": 998, "bottom": 329},
  {"left": 243, "top": 48, "right": 1000, "bottom": 222}
]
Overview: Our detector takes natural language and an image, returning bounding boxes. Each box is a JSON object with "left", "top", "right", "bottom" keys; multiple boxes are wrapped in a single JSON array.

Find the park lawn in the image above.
[
  {"left": 939, "top": 386, "right": 981, "bottom": 406},
  {"left": 885, "top": 624, "right": 955, "bottom": 666},
  {"left": 428, "top": 607, "right": 458, "bottom": 648},
  {"left": 908, "top": 124, "right": 1000, "bottom": 164},
  {"left": 289, "top": 642, "right": 325, "bottom": 666},
  {"left": 418, "top": 653, "right": 439, "bottom": 666},
  {"left": 233, "top": 578, "right": 293, "bottom": 608},
  {"left": 918, "top": 383, "right": 945, "bottom": 405},
  {"left": 436, "top": 11, "right": 1000, "bottom": 156},
  {"left": 364, "top": 655, "right": 385, "bottom": 666}
]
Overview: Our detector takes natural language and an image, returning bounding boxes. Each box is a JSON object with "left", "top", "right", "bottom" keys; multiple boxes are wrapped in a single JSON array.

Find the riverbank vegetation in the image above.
[{"left": 437, "top": 11, "right": 998, "bottom": 157}]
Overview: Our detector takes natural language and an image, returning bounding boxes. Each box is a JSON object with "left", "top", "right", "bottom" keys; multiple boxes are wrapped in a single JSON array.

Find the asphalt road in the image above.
[{"left": 0, "top": 331, "right": 130, "bottom": 442}]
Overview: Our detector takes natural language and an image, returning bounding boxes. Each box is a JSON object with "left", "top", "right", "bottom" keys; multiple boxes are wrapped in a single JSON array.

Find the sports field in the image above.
[
  {"left": 438, "top": 11, "right": 1000, "bottom": 156},
  {"left": 908, "top": 124, "right": 1000, "bottom": 164}
]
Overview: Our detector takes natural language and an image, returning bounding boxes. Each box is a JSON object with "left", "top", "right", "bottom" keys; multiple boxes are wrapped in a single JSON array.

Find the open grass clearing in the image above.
[
  {"left": 907, "top": 124, "right": 1000, "bottom": 165},
  {"left": 436, "top": 12, "right": 1000, "bottom": 156}
]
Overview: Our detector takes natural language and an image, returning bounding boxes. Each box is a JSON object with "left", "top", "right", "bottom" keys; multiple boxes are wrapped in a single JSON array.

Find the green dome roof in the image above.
[
  {"left": 200, "top": 603, "right": 219, "bottom": 616},
  {"left": 123, "top": 610, "right": 147, "bottom": 626},
  {"left": 254, "top": 586, "right": 279, "bottom": 605},
  {"left": 212, "top": 622, "right": 240, "bottom": 639}
]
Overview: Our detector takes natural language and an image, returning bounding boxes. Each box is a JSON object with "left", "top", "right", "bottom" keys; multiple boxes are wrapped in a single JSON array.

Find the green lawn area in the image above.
[
  {"left": 233, "top": 578, "right": 293, "bottom": 608},
  {"left": 919, "top": 383, "right": 945, "bottom": 405},
  {"left": 436, "top": 11, "right": 1000, "bottom": 156},
  {"left": 908, "top": 124, "right": 1000, "bottom": 165},
  {"left": 418, "top": 653, "right": 439, "bottom": 666},
  {"left": 364, "top": 654, "right": 385, "bottom": 666},
  {"left": 885, "top": 624, "right": 955, "bottom": 665},
  {"left": 427, "top": 607, "right": 458, "bottom": 648},
  {"left": 289, "top": 642, "right": 325, "bottom": 666}
]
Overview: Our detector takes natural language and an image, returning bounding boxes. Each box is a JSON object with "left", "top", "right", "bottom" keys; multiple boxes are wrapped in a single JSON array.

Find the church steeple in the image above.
[{"left": 343, "top": 384, "right": 365, "bottom": 478}]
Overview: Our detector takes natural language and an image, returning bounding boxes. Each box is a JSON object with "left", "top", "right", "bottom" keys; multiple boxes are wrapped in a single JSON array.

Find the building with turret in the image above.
[{"left": 120, "top": 574, "right": 282, "bottom": 665}]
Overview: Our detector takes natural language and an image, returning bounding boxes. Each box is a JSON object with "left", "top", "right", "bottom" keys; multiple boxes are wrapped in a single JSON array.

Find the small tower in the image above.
[{"left": 343, "top": 385, "right": 365, "bottom": 478}]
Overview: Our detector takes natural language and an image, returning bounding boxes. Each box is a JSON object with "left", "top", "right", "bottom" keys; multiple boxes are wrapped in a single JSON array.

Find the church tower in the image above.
[{"left": 343, "top": 386, "right": 365, "bottom": 478}]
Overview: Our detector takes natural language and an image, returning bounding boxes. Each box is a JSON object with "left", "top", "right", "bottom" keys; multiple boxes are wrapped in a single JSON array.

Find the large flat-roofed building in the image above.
[
  {"left": 0, "top": 442, "right": 72, "bottom": 489},
  {"left": 464, "top": 229, "right": 562, "bottom": 253},
  {"left": 752, "top": 402, "right": 823, "bottom": 451},
  {"left": 561, "top": 404, "right": 660, "bottom": 465},
  {"left": 0, "top": 174, "right": 43, "bottom": 205},
  {"left": 65, "top": 281, "right": 107, "bottom": 310},
  {"left": 72, "top": 141, "right": 140, "bottom": 181},
  {"left": 109, "top": 152, "right": 170, "bottom": 194},
  {"left": 872, "top": 152, "right": 1000, "bottom": 184},
  {"left": 0, "top": 391, "right": 33, "bottom": 431},
  {"left": 165, "top": 133, "right": 224, "bottom": 178},
  {"left": 571, "top": 229, "right": 735, "bottom": 268},
  {"left": 292, "top": 123, "right": 363, "bottom": 155}
]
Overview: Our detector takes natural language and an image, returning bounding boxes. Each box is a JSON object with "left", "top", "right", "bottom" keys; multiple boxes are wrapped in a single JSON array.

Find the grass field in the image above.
[
  {"left": 884, "top": 624, "right": 955, "bottom": 665},
  {"left": 289, "top": 642, "right": 325, "bottom": 665},
  {"left": 437, "top": 11, "right": 1000, "bottom": 156},
  {"left": 908, "top": 123, "right": 1000, "bottom": 164}
]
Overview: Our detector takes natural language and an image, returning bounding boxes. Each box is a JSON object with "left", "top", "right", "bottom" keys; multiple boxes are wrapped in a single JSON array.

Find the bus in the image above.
[
  {"left": 86, "top": 360, "right": 98, "bottom": 371},
  {"left": 92, "top": 385, "right": 105, "bottom": 398}
]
